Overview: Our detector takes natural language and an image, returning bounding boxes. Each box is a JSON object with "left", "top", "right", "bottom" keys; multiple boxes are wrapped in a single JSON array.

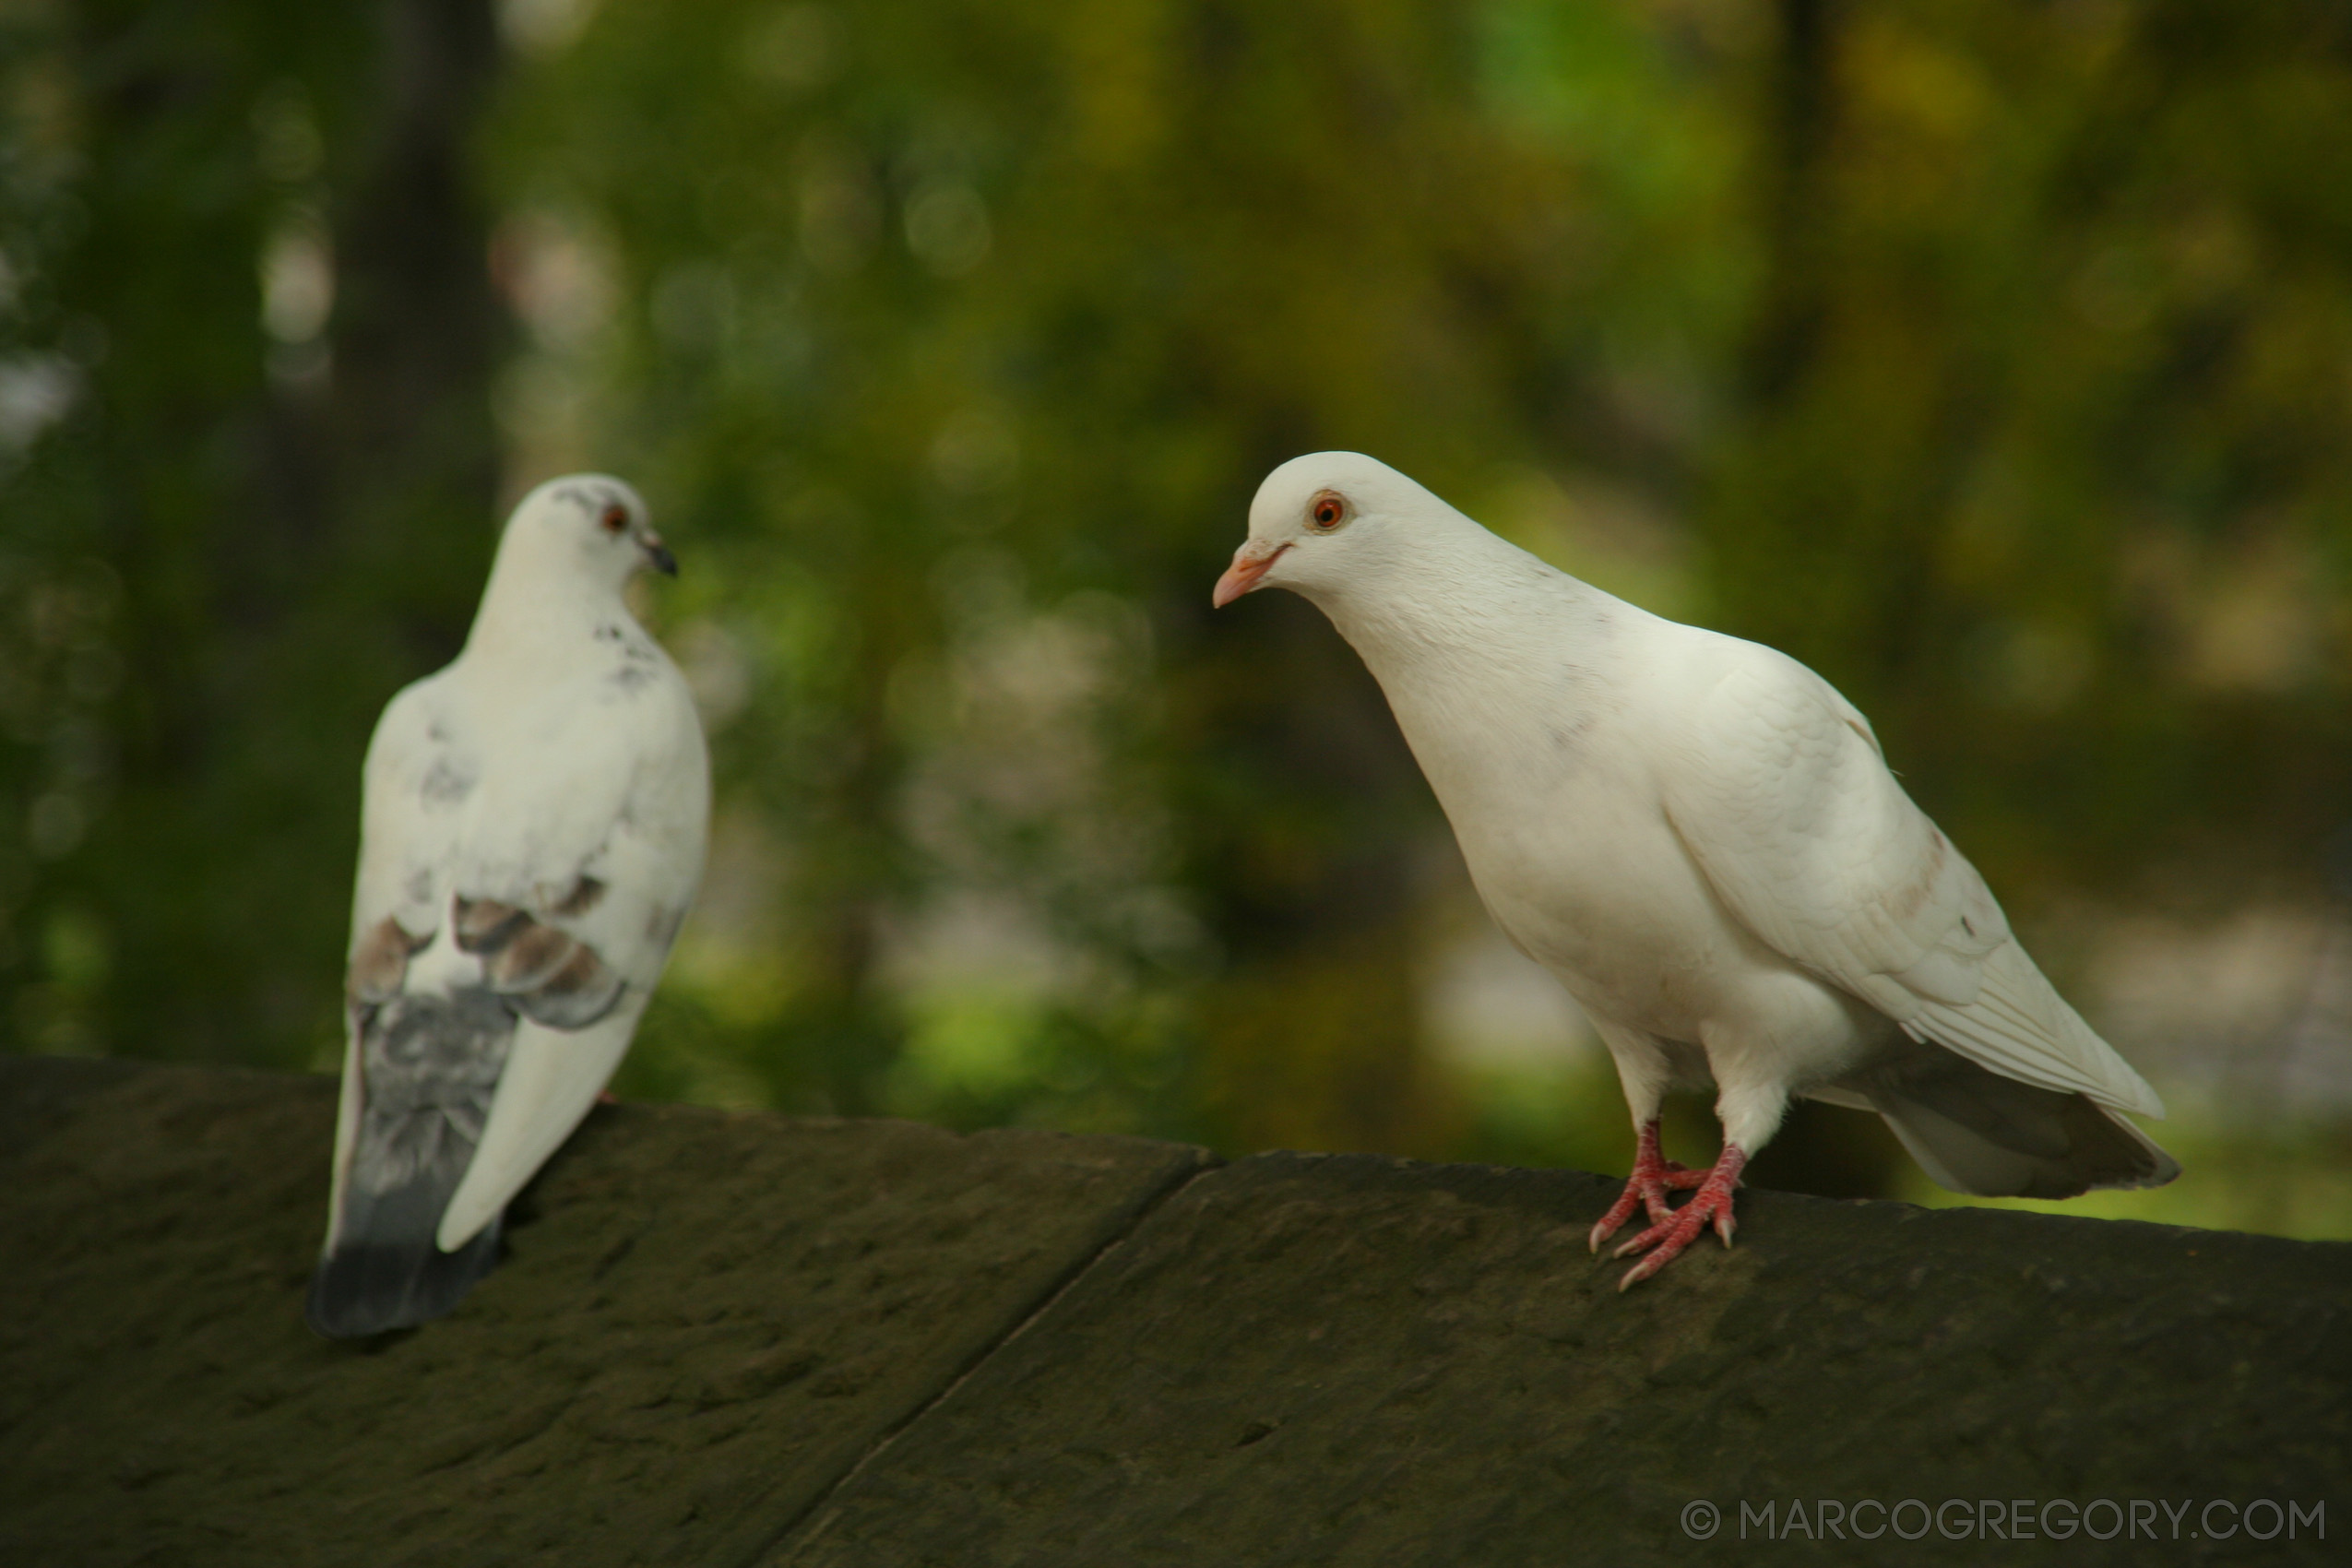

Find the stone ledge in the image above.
[
  {"left": 2, "top": 1055, "right": 2343, "bottom": 1566},
  {"left": 0, "top": 1055, "right": 1208, "bottom": 1567}
]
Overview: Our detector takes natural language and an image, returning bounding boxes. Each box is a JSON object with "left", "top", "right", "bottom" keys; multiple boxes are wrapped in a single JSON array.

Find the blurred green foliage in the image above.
[
  {"left": 2, "top": 0, "right": 501, "bottom": 1067},
  {"left": 5, "top": 0, "right": 2349, "bottom": 1234}
]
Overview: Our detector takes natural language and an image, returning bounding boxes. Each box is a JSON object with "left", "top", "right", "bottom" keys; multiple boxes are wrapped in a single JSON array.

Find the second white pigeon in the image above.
[
  {"left": 308, "top": 475, "right": 710, "bottom": 1336},
  {"left": 1215, "top": 452, "right": 2178, "bottom": 1288}
]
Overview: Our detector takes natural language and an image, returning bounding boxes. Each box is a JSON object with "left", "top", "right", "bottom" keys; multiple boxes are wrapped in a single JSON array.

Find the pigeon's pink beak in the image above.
[{"left": 1212, "top": 540, "right": 1291, "bottom": 609}]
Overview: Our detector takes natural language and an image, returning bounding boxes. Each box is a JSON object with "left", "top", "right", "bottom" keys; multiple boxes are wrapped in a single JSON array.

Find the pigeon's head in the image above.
[
  {"left": 1214, "top": 451, "right": 1439, "bottom": 609},
  {"left": 506, "top": 474, "right": 676, "bottom": 589}
]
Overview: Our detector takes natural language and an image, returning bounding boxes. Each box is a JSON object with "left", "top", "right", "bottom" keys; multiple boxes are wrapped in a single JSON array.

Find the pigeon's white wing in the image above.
[
  {"left": 1656, "top": 637, "right": 2162, "bottom": 1119},
  {"left": 433, "top": 659, "right": 710, "bottom": 1249},
  {"left": 323, "top": 671, "right": 470, "bottom": 1243},
  {"left": 350, "top": 676, "right": 469, "bottom": 949}
]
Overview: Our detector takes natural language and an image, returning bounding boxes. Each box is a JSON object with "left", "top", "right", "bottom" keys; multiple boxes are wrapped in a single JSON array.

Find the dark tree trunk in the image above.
[{"left": 329, "top": 0, "right": 509, "bottom": 667}]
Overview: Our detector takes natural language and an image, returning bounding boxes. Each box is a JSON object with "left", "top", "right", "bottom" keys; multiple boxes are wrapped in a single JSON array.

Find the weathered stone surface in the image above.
[
  {"left": 5, "top": 1056, "right": 2346, "bottom": 1567},
  {"left": 777, "top": 1152, "right": 2350, "bottom": 1568},
  {"left": 0, "top": 1055, "right": 1208, "bottom": 1567}
]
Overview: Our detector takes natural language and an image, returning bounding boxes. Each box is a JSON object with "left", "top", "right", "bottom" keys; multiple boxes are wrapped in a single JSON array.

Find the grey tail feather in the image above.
[
  {"left": 1853, "top": 1049, "right": 2181, "bottom": 1200},
  {"left": 309, "top": 988, "right": 515, "bottom": 1338},
  {"left": 306, "top": 1215, "right": 503, "bottom": 1339}
]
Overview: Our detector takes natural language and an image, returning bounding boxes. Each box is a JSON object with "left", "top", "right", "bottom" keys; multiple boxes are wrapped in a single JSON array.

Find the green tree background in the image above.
[{"left": 5, "top": 0, "right": 2347, "bottom": 1234}]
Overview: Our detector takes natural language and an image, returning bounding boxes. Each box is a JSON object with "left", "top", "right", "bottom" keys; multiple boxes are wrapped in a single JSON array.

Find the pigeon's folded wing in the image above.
[
  {"left": 432, "top": 670, "right": 709, "bottom": 1249},
  {"left": 1657, "top": 640, "right": 2162, "bottom": 1119},
  {"left": 325, "top": 674, "right": 471, "bottom": 1241},
  {"left": 350, "top": 678, "right": 466, "bottom": 957}
]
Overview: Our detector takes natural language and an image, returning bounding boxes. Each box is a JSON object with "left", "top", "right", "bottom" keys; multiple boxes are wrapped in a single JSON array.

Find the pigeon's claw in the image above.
[
  {"left": 1610, "top": 1144, "right": 1749, "bottom": 1290},
  {"left": 1587, "top": 1120, "right": 1708, "bottom": 1252},
  {"left": 1587, "top": 1162, "right": 1707, "bottom": 1249},
  {"left": 1587, "top": 1192, "right": 1640, "bottom": 1253}
]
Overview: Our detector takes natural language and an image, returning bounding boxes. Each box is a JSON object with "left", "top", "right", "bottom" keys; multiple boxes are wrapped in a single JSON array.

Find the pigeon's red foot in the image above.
[
  {"left": 1598, "top": 1138, "right": 1749, "bottom": 1290},
  {"left": 1586, "top": 1120, "right": 1709, "bottom": 1253}
]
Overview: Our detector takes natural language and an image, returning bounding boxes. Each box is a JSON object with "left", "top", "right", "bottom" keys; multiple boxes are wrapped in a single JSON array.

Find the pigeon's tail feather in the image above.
[
  {"left": 309, "top": 989, "right": 515, "bottom": 1338},
  {"left": 306, "top": 1215, "right": 502, "bottom": 1338},
  {"left": 1858, "top": 1050, "right": 2180, "bottom": 1199}
]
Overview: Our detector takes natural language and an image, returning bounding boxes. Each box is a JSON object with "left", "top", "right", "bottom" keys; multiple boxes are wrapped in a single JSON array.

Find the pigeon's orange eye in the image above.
[
  {"left": 1309, "top": 493, "right": 1347, "bottom": 530},
  {"left": 600, "top": 504, "right": 628, "bottom": 534}
]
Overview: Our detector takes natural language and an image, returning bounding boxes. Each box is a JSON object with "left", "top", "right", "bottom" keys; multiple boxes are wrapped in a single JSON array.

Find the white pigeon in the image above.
[
  {"left": 308, "top": 475, "right": 710, "bottom": 1336},
  {"left": 1215, "top": 452, "right": 2178, "bottom": 1288}
]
